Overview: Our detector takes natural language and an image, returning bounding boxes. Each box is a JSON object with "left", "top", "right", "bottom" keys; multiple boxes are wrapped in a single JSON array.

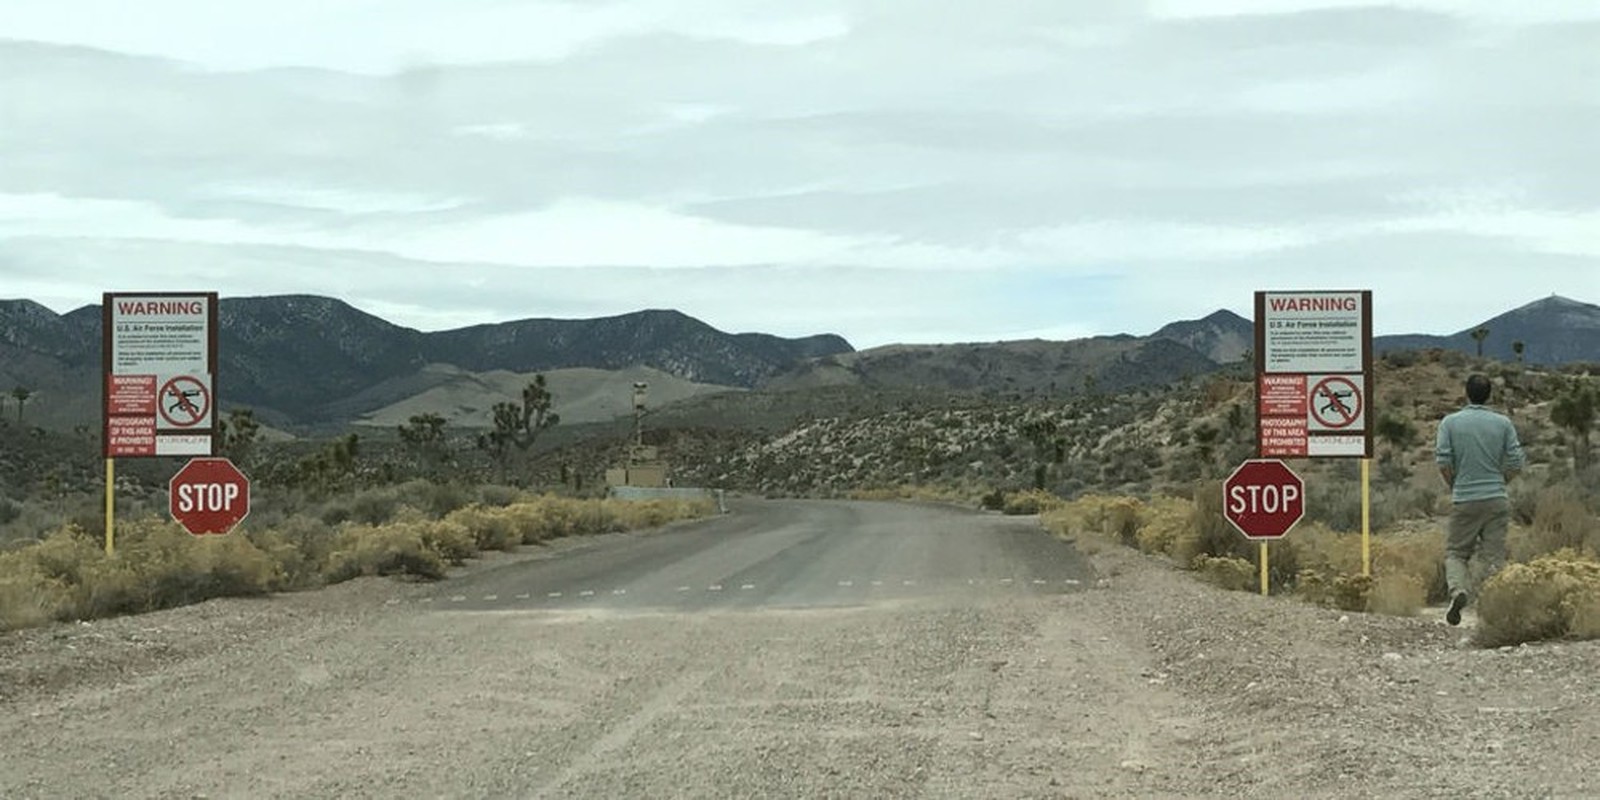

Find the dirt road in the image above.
[{"left": 3, "top": 500, "right": 1597, "bottom": 798}]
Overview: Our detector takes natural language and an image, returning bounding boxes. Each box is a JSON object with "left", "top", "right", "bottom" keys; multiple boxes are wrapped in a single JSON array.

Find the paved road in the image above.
[
  {"left": 427, "top": 499, "right": 1093, "bottom": 612},
  {"left": 9, "top": 499, "right": 1173, "bottom": 799}
]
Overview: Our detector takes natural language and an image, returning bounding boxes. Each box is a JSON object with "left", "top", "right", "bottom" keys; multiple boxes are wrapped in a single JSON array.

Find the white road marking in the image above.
[
  {"left": 612, "top": 589, "right": 627, "bottom": 596},
  {"left": 385, "top": 599, "right": 400, "bottom": 606},
  {"left": 1064, "top": 579, "right": 1082, "bottom": 586},
  {"left": 677, "top": 586, "right": 691, "bottom": 592},
  {"left": 902, "top": 580, "right": 916, "bottom": 586},
  {"left": 1032, "top": 580, "right": 1047, "bottom": 586},
  {"left": 548, "top": 592, "right": 563, "bottom": 598},
  {"left": 450, "top": 595, "right": 466, "bottom": 602},
  {"left": 579, "top": 590, "right": 596, "bottom": 597},
  {"left": 871, "top": 580, "right": 884, "bottom": 587},
  {"left": 1000, "top": 578, "right": 1014, "bottom": 585},
  {"left": 839, "top": 581, "right": 854, "bottom": 587},
  {"left": 741, "top": 584, "right": 755, "bottom": 590},
  {"left": 420, "top": 598, "right": 434, "bottom": 604},
  {"left": 516, "top": 593, "right": 531, "bottom": 600},
  {"left": 484, "top": 595, "right": 499, "bottom": 601},
  {"left": 709, "top": 585, "right": 723, "bottom": 592}
]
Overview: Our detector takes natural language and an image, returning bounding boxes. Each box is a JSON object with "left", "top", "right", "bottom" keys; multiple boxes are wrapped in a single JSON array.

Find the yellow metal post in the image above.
[
  {"left": 1259, "top": 541, "right": 1269, "bottom": 596},
  {"left": 104, "top": 458, "right": 116, "bottom": 556},
  {"left": 1361, "top": 458, "right": 1372, "bottom": 577}
]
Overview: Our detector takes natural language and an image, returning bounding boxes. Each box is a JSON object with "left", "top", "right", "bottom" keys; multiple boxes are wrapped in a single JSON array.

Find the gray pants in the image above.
[{"left": 1446, "top": 497, "right": 1510, "bottom": 598}]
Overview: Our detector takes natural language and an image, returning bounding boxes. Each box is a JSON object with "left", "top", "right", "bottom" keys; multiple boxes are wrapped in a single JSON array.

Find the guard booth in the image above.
[{"left": 605, "top": 445, "right": 670, "bottom": 488}]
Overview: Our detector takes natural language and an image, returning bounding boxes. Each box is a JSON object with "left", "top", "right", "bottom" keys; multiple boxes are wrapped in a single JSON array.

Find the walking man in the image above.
[{"left": 1435, "top": 374, "right": 1526, "bottom": 625}]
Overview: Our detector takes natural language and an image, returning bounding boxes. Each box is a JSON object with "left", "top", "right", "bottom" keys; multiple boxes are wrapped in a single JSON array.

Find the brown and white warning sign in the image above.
[
  {"left": 103, "top": 293, "right": 218, "bottom": 457},
  {"left": 1254, "top": 291, "right": 1373, "bottom": 459}
]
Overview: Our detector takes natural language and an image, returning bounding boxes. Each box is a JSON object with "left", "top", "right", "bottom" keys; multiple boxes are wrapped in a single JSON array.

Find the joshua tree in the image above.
[
  {"left": 11, "top": 386, "right": 30, "bottom": 426},
  {"left": 1470, "top": 327, "right": 1490, "bottom": 358},
  {"left": 477, "top": 375, "right": 560, "bottom": 482}
]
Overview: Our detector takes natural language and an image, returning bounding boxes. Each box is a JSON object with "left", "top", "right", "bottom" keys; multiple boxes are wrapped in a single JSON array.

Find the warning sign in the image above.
[
  {"left": 104, "top": 293, "right": 218, "bottom": 458},
  {"left": 1254, "top": 290, "right": 1373, "bottom": 459}
]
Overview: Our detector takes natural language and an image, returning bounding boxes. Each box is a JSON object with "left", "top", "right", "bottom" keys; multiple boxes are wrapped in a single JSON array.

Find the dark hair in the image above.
[{"left": 1466, "top": 374, "right": 1492, "bottom": 404}]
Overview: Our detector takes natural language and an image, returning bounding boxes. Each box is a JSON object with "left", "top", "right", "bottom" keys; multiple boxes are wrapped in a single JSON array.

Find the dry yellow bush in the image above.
[
  {"left": 326, "top": 521, "right": 448, "bottom": 582},
  {"left": 444, "top": 504, "right": 520, "bottom": 552},
  {"left": 1135, "top": 497, "right": 1190, "bottom": 557},
  {"left": 1367, "top": 573, "right": 1426, "bottom": 616},
  {"left": 1477, "top": 553, "right": 1600, "bottom": 647},
  {"left": 1193, "top": 555, "right": 1255, "bottom": 592},
  {"left": 1002, "top": 489, "right": 1063, "bottom": 516}
]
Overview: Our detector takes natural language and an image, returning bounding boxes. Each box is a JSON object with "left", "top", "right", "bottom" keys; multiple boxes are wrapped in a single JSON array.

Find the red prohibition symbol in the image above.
[
  {"left": 159, "top": 376, "right": 211, "bottom": 428},
  {"left": 1310, "top": 376, "right": 1361, "bottom": 429}
]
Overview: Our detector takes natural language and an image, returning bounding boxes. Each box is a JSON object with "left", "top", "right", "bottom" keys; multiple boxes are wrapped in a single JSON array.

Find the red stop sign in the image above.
[
  {"left": 170, "top": 457, "right": 251, "bottom": 536},
  {"left": 1223, "top": 459, "right": 1304, "bottom": 540}
]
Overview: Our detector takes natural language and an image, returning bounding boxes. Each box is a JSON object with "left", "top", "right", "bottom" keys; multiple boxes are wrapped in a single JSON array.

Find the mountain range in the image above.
[{"left": 0, "top": 293, "right": 1595, "bottom": 433}]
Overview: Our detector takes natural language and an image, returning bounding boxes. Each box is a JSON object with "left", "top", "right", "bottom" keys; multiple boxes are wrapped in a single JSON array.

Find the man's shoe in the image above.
[{"left": 1447, "top": 592, "right": 1468, "bottom": 626}]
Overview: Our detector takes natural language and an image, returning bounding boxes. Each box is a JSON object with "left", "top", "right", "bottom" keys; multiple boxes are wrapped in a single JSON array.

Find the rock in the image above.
[
  {"left": 1339, "top": 615, "right": 1351, "bottom": 623},
  {"left": 969, "top": 732, "right": 985, "bottom": 742},
  {"left": 1120, "top": 760, "right": 1148, "bottom": 774},
  {"left": 1382, "top": 652, "right": 1403, "bottom": 661}
]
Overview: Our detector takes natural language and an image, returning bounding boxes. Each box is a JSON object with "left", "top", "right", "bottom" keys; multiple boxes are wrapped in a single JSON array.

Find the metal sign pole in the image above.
[{"left": 105, "top": 458, "right": 116, "bottom": 556}]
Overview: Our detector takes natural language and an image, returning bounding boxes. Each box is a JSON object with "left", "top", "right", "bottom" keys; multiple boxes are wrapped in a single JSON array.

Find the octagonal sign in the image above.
[
  {"left": 1223, "top": 459, "right": 1304, "bottom": 540},
  {"left": 170, "top": 457, "right": 250, "bottom": 536}
]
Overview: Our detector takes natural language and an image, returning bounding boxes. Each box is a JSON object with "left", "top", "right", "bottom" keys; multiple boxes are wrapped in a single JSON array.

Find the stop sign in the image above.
[
  {"left": 170, "top": 457, "right": 251, "bottom": 536},
  {"left": 1223, "top": 459, "right": 1305, "bottom": 540}
]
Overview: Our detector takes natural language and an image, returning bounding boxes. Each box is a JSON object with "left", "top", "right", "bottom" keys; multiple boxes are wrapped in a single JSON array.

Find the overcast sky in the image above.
[{"left": 2, "top": 1, "right": 1596, "bottom": 348}]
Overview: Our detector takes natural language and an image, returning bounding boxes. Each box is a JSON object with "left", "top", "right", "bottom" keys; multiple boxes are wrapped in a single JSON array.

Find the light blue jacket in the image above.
[{"left": 1435, "top": 405, "right": 1525, "bottom": 503}]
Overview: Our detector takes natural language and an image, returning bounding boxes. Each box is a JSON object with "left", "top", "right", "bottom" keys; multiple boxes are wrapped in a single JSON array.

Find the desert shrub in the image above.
[
  {"left": 117, "top": 519, "right": 280, "bottom": 616},
  {"left": 0, "top": 555, "right": 72, "bottom": 629},
  {"left": 399, "top": 480, "right": 476, "bottom": 518},
  {"left": 1194, "top": 555, "right": 1255, "bottom": 592},
  {"left": 380, "top": 507, "right": 477, "bottom": 565},
  {"left": 1173, "top": 481, "right": 1255, "bottom": 567},
  {"left": 1002, "top": 489, "right": 1060, "bottom": 516},
  {"left": 346, "top": 487, "right": 403, "bottom": 526},
  {"left": 246, "top": 515, "right": 336, "bottom": 589},
  {"left": 446, "top": 504, "right": 522, "bottom": 552},
  {"left": 1372, "top": 532, "right": 1448, "bottom": 604},
  {"left": 1307, "top": 480, "right": 1363, "bottom": 532},
  {"left": 1294, "top": 569, "right": 1370, "bottom": 612},
  {"left": 1477, "top": 553, "right": 1600, "bottom": 647},
  {"left": 1134, "top": 497, "right": 1190, "bottom": 556},
  {"left": 2, "top": 518, "right": 280, "bottom": 624},
  {"left": 1367, "top": 573, "right": 1427, "bottom": 616},
  {"left": 325, "top": 522, "right": 447, "bottom": 582},
  {"left": 477, "top": 484, "right": 524, "bottom": 508},
  {"left": 1518, "top": 484, "right": 1599, "bottom": 559}
]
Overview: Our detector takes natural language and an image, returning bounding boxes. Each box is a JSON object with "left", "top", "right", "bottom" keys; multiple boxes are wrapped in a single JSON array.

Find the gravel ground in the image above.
[{"left": 2, "top": 519, "right": 1596, "bottom": 798}]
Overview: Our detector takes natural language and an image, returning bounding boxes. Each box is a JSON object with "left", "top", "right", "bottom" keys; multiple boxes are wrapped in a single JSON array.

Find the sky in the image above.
[{"left": 1, "top": 0, "right": 1597, "bottom": 349}]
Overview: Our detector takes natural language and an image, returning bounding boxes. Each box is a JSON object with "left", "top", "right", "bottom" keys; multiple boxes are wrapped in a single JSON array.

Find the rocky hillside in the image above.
[
  {"left": 1376, "top": 295, "right": 1600, "bottom": 365},
  {"left": 0, "top": 296, "right": 852, "bottom": 429}
]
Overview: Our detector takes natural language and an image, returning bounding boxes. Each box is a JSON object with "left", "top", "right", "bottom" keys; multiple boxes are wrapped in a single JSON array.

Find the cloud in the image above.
[{"left": 1, "top": 0, "right": 1596, "bottom": 349}]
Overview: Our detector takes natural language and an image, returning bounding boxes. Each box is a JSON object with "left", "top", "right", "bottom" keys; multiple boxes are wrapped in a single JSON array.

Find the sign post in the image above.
[
  {"left": 103, "top": 293, "right": 220, "bottom": 553},
  {"left": 1223, "top": 459, "right": 1307, "bottom": 595},
  {"left": 1254, "top": 290, "right": 1374, "bottom": 576}
]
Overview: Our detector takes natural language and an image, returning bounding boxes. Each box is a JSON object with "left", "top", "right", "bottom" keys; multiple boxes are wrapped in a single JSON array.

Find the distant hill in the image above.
[
  {"left": 0, "top": 296, "right": 850, "bottom": 430},
  {"left": 1376, "top": 296, "right": 1600, "bottom": 364},
  {"left": 353, "top": 364, "right": 739, "bottom": 429},
  {"left": 764, "top": 334, "right": 1226, "bottom": 397},
  {"left": 1150, "top": 310, "right": 1253, "bottom": 365}
]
